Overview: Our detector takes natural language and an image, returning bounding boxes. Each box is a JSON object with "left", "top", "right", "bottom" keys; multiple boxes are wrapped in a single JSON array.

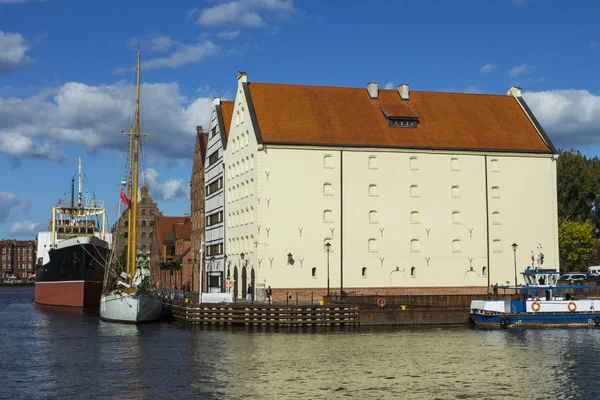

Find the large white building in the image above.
[
  {"left": 223, "top": 72, "right": 559, "bottom": 301},
  {"left": 203, "top": 98, "right": 233, "bottom": 292}
]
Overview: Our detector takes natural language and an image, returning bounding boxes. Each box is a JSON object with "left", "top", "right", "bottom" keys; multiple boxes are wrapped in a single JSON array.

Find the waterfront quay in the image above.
[{"left": 162, "top": 293, "right": 484, "bottom": 327}]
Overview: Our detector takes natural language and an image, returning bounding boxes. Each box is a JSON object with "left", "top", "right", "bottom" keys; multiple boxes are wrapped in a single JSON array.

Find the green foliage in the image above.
[
  {"left": 558, "top": 219, "right": 597, "bottom": 272},
  {"left": 557, "top": 149, "right": 600, "bottom": 230}
]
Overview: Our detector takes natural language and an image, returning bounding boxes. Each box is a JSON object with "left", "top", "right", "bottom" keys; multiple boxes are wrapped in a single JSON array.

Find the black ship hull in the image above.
[{"left": 35, "top": 236, "right": 109, "bottom": 307}]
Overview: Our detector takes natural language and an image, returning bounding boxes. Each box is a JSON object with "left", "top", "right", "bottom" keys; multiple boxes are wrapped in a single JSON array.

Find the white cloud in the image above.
[
  {"left": 115, "top": 39, "right": 218, "bottom": 72},
  {"left": 143, "top": 168, "right": 189, "bottom": 202},
  {"left": 0, "top": 191, "right": 22, "bottom": 223},
  {"left": 508, "top": 63, "right": 531, "bottom": 77},
  {"left": 196, "top": 0, "right": 295, "bottom": 28},
  {"left": 384, "top": 82, "right": 394, "bottom": 90},
  {"left": 480, "top": 63, "right": 495, "bottom": 75},
  {"left": 0, "top": 0, "right": 40, "bottom": 3},
  {"left": 217, "top": 30, "right": 241, "bottom": 40},
  {"left": 0, "top": 30, "right": 33, "bottom": 73},
  {"left": 463, "top": 86, "right": 482, "bottom": 94},
  {"left": 7, "top": 220, "right": 44, "bottom": 237},
  {"left": 512, "top": 0, "right": 534, "bottom": 4},
  {"left": 523, "top": 89, "right": 600, "bottom": 148},
  {"left": 591, "top": 41, "right": 600, "bottom": 48},
  {"left": 0, "top": 81, "right": 215, "bottom": 164}
]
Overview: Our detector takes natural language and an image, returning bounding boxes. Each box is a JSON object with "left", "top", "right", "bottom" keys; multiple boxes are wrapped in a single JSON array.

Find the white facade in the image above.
[
  {"left": 224, "top": 75, "right": 559, "bottom": 298},
  {"left": 203, "top": 98, "right": 227, "bottom": 292}
]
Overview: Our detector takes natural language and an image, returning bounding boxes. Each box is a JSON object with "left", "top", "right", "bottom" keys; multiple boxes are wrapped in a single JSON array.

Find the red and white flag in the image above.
[{"left": 120, "top": 187, "right": 131, "bottom": 207}]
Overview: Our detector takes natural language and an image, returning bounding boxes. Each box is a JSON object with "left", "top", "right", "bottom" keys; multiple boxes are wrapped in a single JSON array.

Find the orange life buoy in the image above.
[
  {"left": 531, "top": 301, "right": 541, "bottom": 312},
  {"left": 225, "top": 280, "right": 233, "bottom": 289},
  {"left": 568, "top": 302, "right": 577, "bottom": 312},
  {"left": 377, "top": 297, "right": 386, "bottom": 308}
]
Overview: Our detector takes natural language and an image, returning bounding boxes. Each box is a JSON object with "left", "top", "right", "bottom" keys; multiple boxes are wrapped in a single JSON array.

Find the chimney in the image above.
[
  {"left": 196, "top": 125, "right": 202, "bottom": 134},
  {"left": 397, "top": 84, "right": 409, "bottom": 101},
  {"left": 237, "top": 71, "right": 248, "bottom": 83},
  {"left": 367, "top": 82, "right": 378, "bottom": 99},
  {"left": 507, "top": 86, "right": 522, "bottom": 98},
  {"left": 212, "top": 97, "right": 221, "bottom": 106}
]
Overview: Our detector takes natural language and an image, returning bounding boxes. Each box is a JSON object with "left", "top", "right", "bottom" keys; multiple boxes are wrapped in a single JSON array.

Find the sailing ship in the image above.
[
  {"left": 35, "top": 159, "right": 111, "bottom": 307},
  {"left": 99, "top": 51, "right": 162, "bottom": 324}
]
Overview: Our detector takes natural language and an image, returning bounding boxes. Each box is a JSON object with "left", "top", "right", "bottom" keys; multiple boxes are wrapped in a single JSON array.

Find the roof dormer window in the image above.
[
  {"left": 379, "top": 104, "right": 419, "bottom": 128},
  {"left": 388, "top": 118, "right": 418, "bottom": 128}
]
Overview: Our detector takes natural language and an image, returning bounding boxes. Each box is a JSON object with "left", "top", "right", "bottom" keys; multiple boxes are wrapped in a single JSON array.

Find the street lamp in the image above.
[
  {"left": 188, "top": 257, "right": 193, "bottom": 292},
  {"left": 512, "top": 243, "right": 518, "bottom": 287},
  {"left": 325, "top": 242, "right": 331, "bottom": 296}
]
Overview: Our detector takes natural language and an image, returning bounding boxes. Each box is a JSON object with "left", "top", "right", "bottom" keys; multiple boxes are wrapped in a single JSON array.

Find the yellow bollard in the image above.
[
  {"left": 185, "top": 298, "right": 189, "bottom": 303},
  {"left": 319, "top": 300, "right": 324, "bottom": 306},
  {"left": 401, "top": 305, "right": 406, "bottom": 311}
]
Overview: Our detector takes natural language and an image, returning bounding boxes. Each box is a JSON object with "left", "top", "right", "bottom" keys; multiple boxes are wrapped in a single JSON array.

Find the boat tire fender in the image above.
[
  {"left": 594, "top": 316, "right": 600, "bottom": 326},
  {"left": 531, "top": 301, "right": 541, "bottom": 312},
  {"left": 376, "top": 297, "right": 386, "bottom": 308},
  {"left": 568, "top": 302, "right": 577, "bottom": 312},
  {"left": 500, "top": 318, "right": 511, "bottom": 328}
]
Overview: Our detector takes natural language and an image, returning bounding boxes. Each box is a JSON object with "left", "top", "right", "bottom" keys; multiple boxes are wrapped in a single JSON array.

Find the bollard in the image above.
[
  {"left": 311, "top": 292, "right": 314, "bottom": 305},
  {"left": 286, "top": 291, "right": 289, "bottom": 306},
  {"left": 296, "top": 292, "right": 298, "bottom": 306}
]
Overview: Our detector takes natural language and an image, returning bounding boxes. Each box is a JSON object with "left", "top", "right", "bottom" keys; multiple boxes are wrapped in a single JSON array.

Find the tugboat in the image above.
[{"left": 470, "top": 268, "right": 600, "bottom": 328}]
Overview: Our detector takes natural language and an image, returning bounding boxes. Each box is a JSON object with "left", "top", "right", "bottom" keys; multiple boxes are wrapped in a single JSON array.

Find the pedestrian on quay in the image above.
[
  {"left": 266, "top": 286, "right": 272, "bottom": 304},
  {"left": 247, "top": 284, "right": 253, "bottom": 303}
]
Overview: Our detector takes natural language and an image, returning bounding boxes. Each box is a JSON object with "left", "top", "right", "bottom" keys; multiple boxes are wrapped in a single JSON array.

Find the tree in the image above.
[
  {"left": 558, "top": 219, "right": 597, "bottom": 272},
  {"left": 556, "top": 149, "right": 600, "bottom": 230}
]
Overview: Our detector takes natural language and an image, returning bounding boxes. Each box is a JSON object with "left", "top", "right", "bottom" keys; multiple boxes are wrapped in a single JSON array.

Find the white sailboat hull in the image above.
[{"left": 100, "top": 292, "right": 162, "bottom": 324}]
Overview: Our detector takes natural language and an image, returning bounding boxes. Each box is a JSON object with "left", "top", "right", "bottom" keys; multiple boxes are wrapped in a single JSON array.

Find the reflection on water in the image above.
[{"left": 1, "top": 286, "right": 600, "bottom": 399}]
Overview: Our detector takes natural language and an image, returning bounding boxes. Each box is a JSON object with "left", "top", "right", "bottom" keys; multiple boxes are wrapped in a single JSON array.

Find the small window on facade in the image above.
[
  {"left": 368, "top": 238, "right": 378, "bottom": 252},
  {"left": 491, "top": 159, "right": 500, "bottom": 172},
  {"left": 452, "top": 211, "right": 461, "bottom": 224},
  {"left": 368, "top": 155, "right": 378, "bottom": 169},
  {"left": 410, "top": 211, "right": 420, "bottom": 224},
  {"left": 324, "top": 154, "right": 334, "bottom": 169},
  {"left": 362, "top": 267, "right": 367, "bottom": 278},
  {"left": 482, "top": 266, "right": 487, "bottom": 276},
  {"left": 324, "top": 238, "right": 333, "bottom": 251},
  {"left": 452, "top": 239, "right": 461, "bottom": 252},
  {"left": 492, "top": 212, "right": 501, "bottom": 225},
  {"left": 244, "top": 130, "right": 249, "bottom": 146},
  {"left": 323, "top": 183, "right": 333, "bottom": 196},
  {"left": 369, "top": 210, "right": 379, "bottom": 223},
  {"left": 150, "top": 209, "right": 154, "bottom": 215},
  {"left": 411, "top": 266, "right": 416, "bottom": 277},
  {"left": 142, "top": 232, "right": 146, "bottom": 239},
  {"left": 409, "top": 157, "right": 419, "bottom": 170},
  {"left": 451, "top": 157, "right": 460, "bottom": 171},
  {"left": 323, "top": 209, "right": 333, "bottom": 223},
  {"left": 124, "top": 232, "right": 128, "bottom": 239},
  {"left": 493, "top": 239, "right": 502, "bottom": 252},
  {"left": 492, "top": 186, "right": 500, "bottom": 198},
  {"left": 411, "top": 239, "right": 420, "bottom": 252},
  {"left": 410, "top": 185, "right": 420, "bottom": 197},
  {"left": 312, "top": 267, "right": 317, "bottom": 278},
  {"left": 141, "top": 209, "right": 146, "bottom": 216},
  {"left": 141, "top": 220, "right": 146, "bottom": 227},
  {"left": 451, "top": 185, "right": 460, "bottom": 198},
  {"left": 369, "top": 184, "right": 379, "bottom": 196}
]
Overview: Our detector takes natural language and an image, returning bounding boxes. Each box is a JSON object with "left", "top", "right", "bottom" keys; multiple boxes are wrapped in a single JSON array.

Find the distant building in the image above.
[
  {"left": 150, "top": 215, "right": 192, "bottom": 290},
  {"left": 0, "top": 240, "right": 36, "bottom": 279},
  {"left": 111, "top": 186, "right": 162, "bottom": 267},
  {"left": 203, "top": 98, "right": 234, "bottom": 293},
  {"left": 223, "top": 74, "right": 559, "bottom": 300}
]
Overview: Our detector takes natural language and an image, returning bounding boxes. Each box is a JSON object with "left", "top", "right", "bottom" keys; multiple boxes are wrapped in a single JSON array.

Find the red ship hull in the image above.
[{"left": 35, "top": 281, "right": 104, "bottom": 307}]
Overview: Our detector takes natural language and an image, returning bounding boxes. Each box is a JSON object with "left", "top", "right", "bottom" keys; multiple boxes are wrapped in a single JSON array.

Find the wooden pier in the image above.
[{"left": 164, "top": 301, "right": 360, "bottom": 326}]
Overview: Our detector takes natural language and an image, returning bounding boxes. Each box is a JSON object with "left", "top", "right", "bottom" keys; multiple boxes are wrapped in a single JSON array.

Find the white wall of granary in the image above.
[{"left": 215, "top": 76, "right": 559, "bottom": 298}]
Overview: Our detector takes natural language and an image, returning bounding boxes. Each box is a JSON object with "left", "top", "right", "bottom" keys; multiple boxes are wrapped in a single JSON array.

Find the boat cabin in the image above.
[{"left": 521, "top": 269, "right": 560, "bottom": 287}]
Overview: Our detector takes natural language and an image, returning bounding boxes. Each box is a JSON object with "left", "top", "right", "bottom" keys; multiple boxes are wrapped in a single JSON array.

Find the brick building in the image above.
[
  {"left": 111, "top": 186, "right": 162, "bottom": 268},
  {"left": 0, "top": 240, "right": 36, "bottom": 280},
  {"left": 190, "top": 126, "right": 209, "bottom": 290},
  {"left": 150, "top": 215, "right": 192, "bottom": 291}
]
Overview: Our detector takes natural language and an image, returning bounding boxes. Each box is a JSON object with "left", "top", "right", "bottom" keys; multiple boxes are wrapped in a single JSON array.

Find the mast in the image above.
[
  {"left": 71, "top": 177, "right": 75, "bottom": 208},
  {"left": 126, "top": 126, "right": 133, "bottom": 277},
  {"left": 129, "top": 51, "right": 142, "bottom": 277},
  {"left": 78, "top": 157, "right": 83, "bottom": 208}
]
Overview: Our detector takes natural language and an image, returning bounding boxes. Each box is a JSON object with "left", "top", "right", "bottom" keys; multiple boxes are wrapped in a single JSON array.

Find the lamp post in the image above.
[
  {"left": 209, "top": 256, "right": 215, "bottom": 292},
  {"left": 188, "top": 257, "right": 194, "bottom": 292},
  {"left": 325, "top": 242, "right": 331, "bottom": 296},
  {"left": 512, "top": 243, "right": 518, "bottom": 287},
  {"left": 240, "top": 252, "right": 245, "bottom": 300}
]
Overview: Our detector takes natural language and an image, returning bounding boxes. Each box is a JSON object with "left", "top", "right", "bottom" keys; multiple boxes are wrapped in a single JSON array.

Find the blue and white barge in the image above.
[{"left": 470, "top": 269, "right": 600, "bottom": 328}]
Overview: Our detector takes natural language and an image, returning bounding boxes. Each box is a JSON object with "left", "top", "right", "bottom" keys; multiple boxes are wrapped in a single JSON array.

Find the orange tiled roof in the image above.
[
  {"left": 220, "top": 101, "right": 234, "bottom": 140},
  {"left": 174, "top": 219, "right": 190, "bottom": 239},
  {"left": 246, "top": 83, "right": 553, "bottom": 153},
  {"left": 155, "top": 216, "right": 188, "bottom": 246}
]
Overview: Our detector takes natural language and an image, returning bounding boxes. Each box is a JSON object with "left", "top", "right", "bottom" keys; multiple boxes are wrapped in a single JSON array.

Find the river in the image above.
[{"left": 1, "top": 286, "right": 598, "bottom": 399}]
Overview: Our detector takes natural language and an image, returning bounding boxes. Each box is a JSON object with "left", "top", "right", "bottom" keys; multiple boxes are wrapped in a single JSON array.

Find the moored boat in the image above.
[
  {"left": 99, "top": 51, "right": 161, "bottom": 324},
  {"left": 35, "top": 159, "right": 111, "bottom": 307},
  {"left": 470, "top": 269, "right": 600, "bottom": 328}
]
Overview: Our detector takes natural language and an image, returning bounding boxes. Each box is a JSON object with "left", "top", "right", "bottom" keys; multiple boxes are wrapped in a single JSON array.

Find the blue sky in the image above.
[{"left": 1, "top": 0, "right": 599, "bottom": 239}]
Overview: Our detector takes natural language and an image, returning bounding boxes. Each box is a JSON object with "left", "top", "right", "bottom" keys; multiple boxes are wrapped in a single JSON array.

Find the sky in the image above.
[{"left": 0, "top": 0, "right": 599, "bottom": 240}]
